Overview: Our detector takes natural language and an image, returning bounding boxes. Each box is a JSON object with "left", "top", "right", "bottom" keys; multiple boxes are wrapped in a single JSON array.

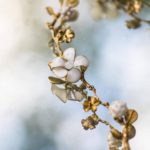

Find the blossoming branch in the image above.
[
  {"left": 90, "top": 0, "right": 150, "bottom": 29},
  {"left": 46, "top": 0, "right": 138, "bottom": 149}
]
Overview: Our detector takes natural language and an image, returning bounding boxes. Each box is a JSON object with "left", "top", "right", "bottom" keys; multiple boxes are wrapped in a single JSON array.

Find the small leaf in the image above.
[
  {"left": 110, "top": 128, "right": 122, "bottom": 139},
  {"left": 125, "top": 109, "right": 138, "bottom": 124},
  {"left": 51, "top": 84, "right": 68, "bottom": 103},
  {"left": 46, "top": 6, "right": 55, "bottom": 16},
  {"left": 127, "top": 125, "right": 136, "bottom": 139},
  {"left": 48, "top": 76, "right": 65, "bottom": 84}
]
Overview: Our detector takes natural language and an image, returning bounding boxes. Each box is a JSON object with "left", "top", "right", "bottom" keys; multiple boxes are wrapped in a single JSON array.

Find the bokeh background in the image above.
[{"left": 0, "top": 0, "right": 150, "bottom": 150}]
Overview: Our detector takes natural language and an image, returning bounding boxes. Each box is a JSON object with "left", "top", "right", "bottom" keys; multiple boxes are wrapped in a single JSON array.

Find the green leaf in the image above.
[{"left": 48, "top": 76, "right": 65, "bottom": 84}]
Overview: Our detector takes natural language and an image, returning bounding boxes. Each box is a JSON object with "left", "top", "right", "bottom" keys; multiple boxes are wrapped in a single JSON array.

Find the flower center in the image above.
[{"left": 65, "top": 60, "right": 74, "bottom": 70}]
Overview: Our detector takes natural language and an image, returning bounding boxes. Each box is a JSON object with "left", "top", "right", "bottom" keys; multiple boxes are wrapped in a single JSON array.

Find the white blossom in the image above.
[
  {"left": 109, "top": 100, "right": 128, "bottom": 118},
  {"left": 49, "top": 47, "right": 89, "bottom": 83}
]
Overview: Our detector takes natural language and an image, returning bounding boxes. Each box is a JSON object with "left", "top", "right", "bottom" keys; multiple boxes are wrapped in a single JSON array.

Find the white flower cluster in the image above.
[
  {"left": 49, "top": 47, "right": 89, "bottom": 83},
  {"left": 90, "top": 0, "right": 118, "bottom": 20},
  {"left": 108, "top": 132, "right": 122, "bottom": 149},
  {"left": 109, "top": 100, "right": 128, "bottom": 118},
  {"left": 49, "top": 47, "right": 89, "bottom": 103}
]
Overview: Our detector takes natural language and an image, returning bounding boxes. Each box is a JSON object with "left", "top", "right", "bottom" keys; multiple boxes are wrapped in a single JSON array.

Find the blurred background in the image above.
[{"left": 0, "top": 0, "right": 150, "bottom": 149}]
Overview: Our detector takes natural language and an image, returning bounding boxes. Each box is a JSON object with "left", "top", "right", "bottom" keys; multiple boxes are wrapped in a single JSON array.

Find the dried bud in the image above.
[
  {"left": 83, "top": 96, "right": 100, "bottom": 112},
  {"left": 126, "top": 19, "right": 141, "bottom": 29},
  {"left": 64, "top": 9, "right": 79, "bottom": 22},
  {"left": 109, "top": 100, "right": 128, "bottom": 119},
  {"left": 55, "top": 29, "right": 65, "bottom": 43},
  {"left": 81, "top": 114, "right": 99, "bottom": 130},
  {"left": 63, "top": 28, "right": 75, "bottom": 43},
  {"left": 55, "top": 28, "right": 75, "bottom": 43}
]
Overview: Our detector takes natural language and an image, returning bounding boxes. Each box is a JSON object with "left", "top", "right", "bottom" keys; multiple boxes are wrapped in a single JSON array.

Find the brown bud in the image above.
[
  {"left": 125, "top": 109, "right": 138, "bottom": 124},
  {"left": 127, "top": 125, "right": 136, "bottom": 139},
  {"left": 126, "top": 19, "right": 141, "bottom": 29}
]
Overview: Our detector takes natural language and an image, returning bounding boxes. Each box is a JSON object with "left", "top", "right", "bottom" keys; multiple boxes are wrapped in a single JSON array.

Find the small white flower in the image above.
[
  {"left": 49, "top": 47, "right": 89, "bottom": 83},
  {"left": 107, "top": 132, "right": 122, "bottom": 148},
  {"left": 109, "top": 100, "right": 128, "bottom": 118}
]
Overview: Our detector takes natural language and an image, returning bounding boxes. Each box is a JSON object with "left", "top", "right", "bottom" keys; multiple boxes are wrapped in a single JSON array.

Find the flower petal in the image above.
[
  {"left": 74, "top": 91, "right": 84, "bottom": 101},
  {"left": 52, "top": 67, "right": 68, "bottom": 78},
  {"left": 51, "top": 84, "right": 68, "bottom": 103},
  {"left": 49, "top": 57, "right": 65, "bottom": 69},
  {"left": 63, "top": 47, "right": 75, "bottom": 61},
  {"left": 67, "top": 68, "right": 81, "bottom": 83},
  {"left": 65, "top": 60, "right": 74, "bottom": 70},
  {"left": 74, "top": 55, "right": 89, "bottom": 67},
  {"left": 69, "top": 90, "right": 84, "bottom": 101}
]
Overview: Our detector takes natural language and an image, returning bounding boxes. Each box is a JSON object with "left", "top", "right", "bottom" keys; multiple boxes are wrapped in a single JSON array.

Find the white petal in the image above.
[
  {"left": 49, "top": 57, "right": 65, "bottom": 69},
  {"left": 51, "top": 84, "right": 68, "bottom": 103},
  {"left": 70, "top": 90, "right": 84, "bottom": 101},
  {"left": 67, "top": 68, "right": 81, "bottom": 83},
  {"left": 65, "top": 60, "right": 74, "bottom": 70},
  {"left": 52, "top": 67, "right": 68, "bottom": 78},
  {"left": 63, "top": 47, "right": 75, "bottom": 61},
  {"left": 109, "top": 100, "right": 128, "bottom": 118},
  {"left": 74, "top": 55, "right": 89, "bottom": 67}
]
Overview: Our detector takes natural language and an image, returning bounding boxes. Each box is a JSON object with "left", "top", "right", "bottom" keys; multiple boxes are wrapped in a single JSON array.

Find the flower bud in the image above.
[{"left": 109, "top": 100, "right": 128, "bottom": 118}]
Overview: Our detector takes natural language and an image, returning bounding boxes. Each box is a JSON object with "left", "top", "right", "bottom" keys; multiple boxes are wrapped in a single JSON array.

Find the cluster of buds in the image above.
[
  {"left": 46, "top": 0, "right": 138, "bottom": 150},
  {"left": 81, "top": 114, "right": 99, "bottom": 130},
  {"left": 83, "top": 96, "right": 101, "bottom": 112},
  {"left": 90, "top": 0, "right": 150, "bottom": 29},
  {"left": 55, "top": 28, "right": 75, "bottom": 43}
]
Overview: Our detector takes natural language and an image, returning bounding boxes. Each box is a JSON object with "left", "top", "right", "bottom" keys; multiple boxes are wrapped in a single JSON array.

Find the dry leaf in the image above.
[
  {"left": 110, "top": 128, "right": 122, "bottom": 140},
  {"left": 48, "top": 76, "right": 65, "bottom": 84},
  {"left": 127, "top": 125, "right": 136, "bottom": 139},
  {"left": 125, "top": 109, "right": 138, "bottom": 124}
]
